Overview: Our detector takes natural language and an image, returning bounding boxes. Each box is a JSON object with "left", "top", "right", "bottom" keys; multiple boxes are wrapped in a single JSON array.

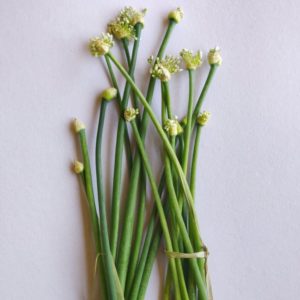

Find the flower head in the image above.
[
  {"left": 101, "top": 87, "right": 117, "bottom": 101},
  {"left": 120, "top": 6, "right": 147, "bottom": 26},
  {"left": 73, "top": 119, "right": 85, "bottom": 133},
  {"left": 73, "top": 160, "right": 84, "bottom": 174},
  {"left": 168, "top": 7, "right": 184, "bottom": 23},
  {"left": 89, "top": 33, "right": 114, "bottom": 57},
  {"left": 124, "top": 107, "right": 139, "bottom": 122},
  {"left": 148, "top": 55, "right": 182, "bottom": 81},
  {"left": 164, "top": 118, "right": 183, "bottom": 136},
  {"left": 207, "top": 47, "right": 222, "bottom": 66},
  {"left": 180, "top": 49, "right": 203, "bottom": 70},
  {"left": 108, "top": 7, "right": 146, "bottom": 40},
  {"left": 197, "top": 111, "right": 211, "bottom": 126}
]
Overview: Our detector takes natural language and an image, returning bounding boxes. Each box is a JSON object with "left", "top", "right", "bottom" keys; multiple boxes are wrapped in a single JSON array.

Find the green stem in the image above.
[
  {"left": 114, "top": 20, "right": 177, "bottom": 289},
  {"left": 110, "top": 23, "right": 142, "bottom": 260},
  {"left": 95, "top": 101, "right": 119, "bottom": 300},
  {"left": 122, "top": 38, "right": 131, "bottom": 67},
  {"left": 104, "top": 55, "right": 133, "bottom": 169},
  {"left": 125, "top": 171, "right": 146, "bottom": 293},
  {"left": 107, "top": 51, "right": 203, "bottom": 251},
  {"left": 77, "top": 129, "right": 107, "bottom": 299},
  {"left": 192, "top": 65, "right": 217, "bottom": 126},
  {"left": 127, "top": 172, "right": 165, "bottom": 299},
  {"left": 130, "top": 120, "right": 181, "bottom": 300},
  {"left": 162, "top": 82, "right": 189, "bottom": 300},
  {"left": 190, "top": 125, "right": 202, "bottom": 199}
]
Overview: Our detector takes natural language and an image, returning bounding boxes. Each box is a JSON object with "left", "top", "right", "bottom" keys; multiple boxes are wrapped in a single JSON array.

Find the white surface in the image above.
[{"left": 1, "top": 0, "right": 300, "bottom": 299}]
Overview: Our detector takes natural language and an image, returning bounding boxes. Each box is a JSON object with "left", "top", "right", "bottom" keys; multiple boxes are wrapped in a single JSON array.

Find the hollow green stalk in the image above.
[
  {"left": 104, "top": 55, "right": 133, "bottom": 169},
  {"left": 134, "top": 139, "right": 183, "bottom": 300},
  {"left": 127, "top": 172, "right": 165, "bottom": 299},
  {"left": 130, "top": 120, "right": 181, "bottom": 300},
  {"left": 125, "top": 171, "right": 146, "bottom": 292},
  {"left": 115, "top": 20, "right": 177, "bottom": 288},
  {"left": 190, "top": 125, "right": 202, "bottom": 198},
  {"left": 110, "top": 23, "right": 142, "bottom": 259},
  {"left": 192, "top": 65, "right": 217, "bottom": 126},
  {"left": 77, "top": 129, "right": 107, "bottom": 299},
  {"left": 95, "top": 100, "right": 119, "bottom": 300},
  {"left": 121, "top": 38, "right": 131, "bottom": 67},
  {"left": 107, "top": 51, "right": 203, "bottom": 249},
  {"left": 162, "top": 82, "right": 189, "bottom": 300}
]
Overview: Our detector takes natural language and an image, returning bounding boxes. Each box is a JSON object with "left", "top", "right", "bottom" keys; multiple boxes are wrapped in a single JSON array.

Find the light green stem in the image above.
[
  {"left": 114, "top": 20, "right": 177, "bottom": 289},
  {"left": 110, "top": 23, "right": 142, "bottom": 260},
  {"left": 130, "top": 120, "right": 181, "bottom": 300},
  {"left": 95, "top": 101, "right": 119, "bottom": 300},
  {"left": 107, "top": 51, "right": 202, "bottom": 247}
]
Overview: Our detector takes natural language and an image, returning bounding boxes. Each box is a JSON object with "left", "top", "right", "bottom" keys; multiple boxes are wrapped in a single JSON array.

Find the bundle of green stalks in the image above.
[{"left": 72, "top": 6, "right": 221, "bottom": 300}]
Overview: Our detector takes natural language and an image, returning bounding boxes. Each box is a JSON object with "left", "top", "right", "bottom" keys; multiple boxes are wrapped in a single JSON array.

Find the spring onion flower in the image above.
[
  {"left": 73, "top": 160, "right": 84, "bottom": 174},
  {"left": 101, "top": 87, "right": 117, "bottom": 101},
  {"left": 168, "top": 7, "right": 184, "bottom": 23},
  {"left": 207, "top": 47, "right": 222, "bottom": 66},
  {"left": 148, "top": 55, "right": 182, "bottom": 82},
  {"left": 73, "top": 119, "right": 85, "bottom": 133},
  {"left": 89, "top": 33, "right": 114, "bottom": 57},
  {"left": 164, "top": 118, "right": 183, "bottom": 136},
  {"left": 108, "top": 7, "right": 146, "bottom": 40},
  {"left": 124, "top": 107, "right": 139, "bottom": 122},
  {"left": 180, "top": 49, "right": 203, "bottom": 70},
  {"left": 197, "top": 111, "right": 211, "bottom": 126}
]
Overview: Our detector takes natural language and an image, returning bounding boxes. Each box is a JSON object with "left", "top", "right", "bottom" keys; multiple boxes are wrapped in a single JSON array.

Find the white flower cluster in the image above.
[
  {"left": 180, "top": 49, "right": 203, "bottom": 70},
  {"left": 89, "top": 33, "right": 114, "bottom": 57},
  {"left": 108, "top": 7, "right": 147, "bottom": 40},
  {"left": 164, "top": 118, "right": 183, "bottom": 136},
  {"left": 148, "top": 55, "right": 182, "bottom": 81}
]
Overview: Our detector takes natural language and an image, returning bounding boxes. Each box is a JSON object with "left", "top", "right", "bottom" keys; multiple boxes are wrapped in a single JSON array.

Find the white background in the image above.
[{"left": 1, "top": 0, "right": 300, "bottom": 299}]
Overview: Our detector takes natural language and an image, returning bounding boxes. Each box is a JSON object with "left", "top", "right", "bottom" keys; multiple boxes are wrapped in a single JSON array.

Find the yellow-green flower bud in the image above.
[
  {"left": 207, "top": 47, "right": 222, "bottom": 66},
  {"left": 197, "top": 111, "right": 211, "bottom": 126},
  {"left": 101, "top": 87, "right": 117, "bottom": 101},
  {"left": 121, "top": 7, "right": 147, "bottom": 26},
  {"left": 180, "top": 49, "right": 203, "bottom": 70},
  {"left": 149, "top": 55, "right": 182, "bottom": 82},
  {"left": 124, "top": 107, "right": 139, "bottom": 122},
  {"left": 73, "top": 160, "right": 84, "bottom": 174},
  {"left": 89, "top": 33, "right": 114, "bottom": 57},
  {"left": 168, "top": 7, "right": 184, "bottom": 23},
  {"left": 73, "top": 119, "right": 85, "bottom": 133},
  {"left": 164, "top": 119, "right": 183, "bottom": 136},
  {"left": 181, "top": 116, "right": 187, "bottom": 127}
]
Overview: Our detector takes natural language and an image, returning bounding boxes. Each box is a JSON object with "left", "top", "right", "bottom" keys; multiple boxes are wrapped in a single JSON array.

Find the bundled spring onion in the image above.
[{"left": 72, "top": 6, "right": 221, "bottom": 300}]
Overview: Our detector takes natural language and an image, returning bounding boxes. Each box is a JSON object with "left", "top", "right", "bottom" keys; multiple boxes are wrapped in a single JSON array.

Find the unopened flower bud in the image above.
[
  {"left": 181, "top": 116, "right": 187, "bottom": 127},
  {"left": 73, "top": 119, "right": 85, "bottom": 133},
  {"left": 101, "top": 87, "right": 117, "bottom": 101},
  {"left": 124, "top": 107, "right": 139, "bottom": 122},
  {"left": 207, "top": 47, "right": 222, "bottom": 66},
  {"left": 168, "top": 7, "right": 184, "bottom": 23},
  {"left": 197, "top": 112, "right": 211, "bottom": 126},
  {"left": 73, "top": 160, "right": 84, "bottom": 174}
]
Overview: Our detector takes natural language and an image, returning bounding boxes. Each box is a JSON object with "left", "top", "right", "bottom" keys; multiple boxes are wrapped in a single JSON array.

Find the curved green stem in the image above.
[
  {"left": 77, "top": 129, "right": 107, "bottom": 299},
  {"left": 130, "top": 120, "right": 181, "bottom": 300},
  {"left": 107, "top": 52, "right": 203, "bottom": 249},
  {"left": 104, "top": 55, "right": 133, "bottom": 169},
  {"left": 95, "top": 101, "right": 119, "bottom": 300},
  {"left": 114, "top": 20, "right": 177, "bottom": 289},
  {"left": 192, "top": 65, "right": 217, "bottom": 126},
  {"left": 125, "top": 171, "right": 146, "bottom": 293},
  {"left": 162, "top": 82, "right": 189, "bottom": 300},
  {"left": 110, "top": 23, "right": 142, "bottom": 260}
]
